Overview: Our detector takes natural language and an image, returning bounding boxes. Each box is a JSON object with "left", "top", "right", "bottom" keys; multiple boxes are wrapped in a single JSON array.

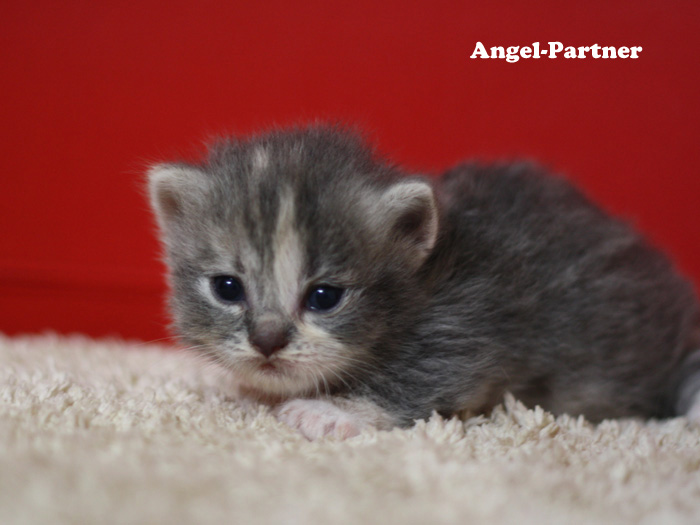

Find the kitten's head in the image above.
[{"left": 148, "top": 126, "right": 438, "bottom": 397}]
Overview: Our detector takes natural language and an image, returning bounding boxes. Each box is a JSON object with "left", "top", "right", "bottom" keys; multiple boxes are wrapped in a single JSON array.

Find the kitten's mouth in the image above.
[
  {"left": 245, "top": 357, "right": 314, "bottom": 396},
  {"left": 254, "top": 358, "right": 294, "bottom": 377},
  {"left": 237, "top": 354, "right": 341, "bottom": 398},
  {"left": 257, "top": 361, "right": 279, "bottom": 373}
]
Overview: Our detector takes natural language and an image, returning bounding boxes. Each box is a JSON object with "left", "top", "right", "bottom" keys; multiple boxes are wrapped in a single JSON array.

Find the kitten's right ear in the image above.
[
  {"left": 373, "top": 179, "right": 439, "bottom": 268},
  {"left": 147, "top": 164, "right": 209, "bottom": 229}
]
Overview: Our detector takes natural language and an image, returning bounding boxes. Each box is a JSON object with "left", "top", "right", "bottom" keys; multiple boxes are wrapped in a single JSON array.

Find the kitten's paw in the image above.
[{"left": 276, "top": 399, "right": 365, "bottom": 440}]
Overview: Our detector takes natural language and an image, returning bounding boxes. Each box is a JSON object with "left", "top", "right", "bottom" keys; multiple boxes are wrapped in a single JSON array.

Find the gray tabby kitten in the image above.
[{"left": 148, "top": 125, "right": 700, "bottom": 439}]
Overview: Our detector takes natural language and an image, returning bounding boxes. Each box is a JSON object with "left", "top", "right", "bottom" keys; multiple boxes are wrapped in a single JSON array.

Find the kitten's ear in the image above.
[
  {"left": 377, "top": 179, "right": 439, "bottom": 266},
  {"left": 147, "top": 164, "right": 210, "bottom": 230}
]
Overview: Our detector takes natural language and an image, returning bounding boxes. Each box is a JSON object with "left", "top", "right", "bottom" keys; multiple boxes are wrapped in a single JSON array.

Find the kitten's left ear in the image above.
[{"left": 376, "top": 179, "right": 439, "bottom": 266}]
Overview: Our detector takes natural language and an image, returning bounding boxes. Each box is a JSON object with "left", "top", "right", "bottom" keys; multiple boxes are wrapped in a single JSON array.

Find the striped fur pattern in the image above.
[{"left": 149, "top": 125, "right": 700, "bottom": 438}]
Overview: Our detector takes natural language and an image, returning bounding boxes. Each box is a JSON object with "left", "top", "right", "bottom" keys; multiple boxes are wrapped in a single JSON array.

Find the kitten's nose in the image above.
[{"left": 249, "top": 320, "right": 289, "bottom": 358}]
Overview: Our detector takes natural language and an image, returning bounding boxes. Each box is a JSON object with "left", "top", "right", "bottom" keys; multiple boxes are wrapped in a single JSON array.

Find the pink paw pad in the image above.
[{"left": 276, "top": 399, "right": 364, "bottom": 440}]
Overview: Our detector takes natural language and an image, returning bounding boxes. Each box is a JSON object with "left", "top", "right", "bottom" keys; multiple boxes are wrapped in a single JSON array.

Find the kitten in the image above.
[{"left": 148, "top": 125, "right": 700, "bottom": 439}]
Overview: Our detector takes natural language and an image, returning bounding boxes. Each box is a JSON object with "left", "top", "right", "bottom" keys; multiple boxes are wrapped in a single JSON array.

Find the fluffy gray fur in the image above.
[{"left": 148, "top": 125, "right": 700, "bottom": 435}]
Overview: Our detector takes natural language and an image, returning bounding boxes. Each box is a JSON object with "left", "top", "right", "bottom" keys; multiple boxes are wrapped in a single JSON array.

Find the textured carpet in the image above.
[{"left": 1, "top": 334, "right": 699, "bottom": 525}]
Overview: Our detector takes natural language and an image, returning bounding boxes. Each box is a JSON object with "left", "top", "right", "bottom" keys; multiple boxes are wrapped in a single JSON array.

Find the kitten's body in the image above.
[{"left": 149, "top": 126, "right": 700, "bottom": 439}]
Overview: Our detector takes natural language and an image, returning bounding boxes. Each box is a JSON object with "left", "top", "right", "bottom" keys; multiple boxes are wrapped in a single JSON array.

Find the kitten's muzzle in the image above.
[{"left": 249, "top": 318, "right": 291, "bottom": 358}]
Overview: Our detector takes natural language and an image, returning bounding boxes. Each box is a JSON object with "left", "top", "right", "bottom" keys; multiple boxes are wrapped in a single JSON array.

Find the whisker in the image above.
[
  {"left": 324, "top": 366, "right": 354, "bottom": 391},
  {"left": 325, "top": 356, "right": 378, "bottom": 392},
  {"left": 130, "top": 335, "right": 181, "bottom": 348},
  {"left": 324, "top": 353, "right": 379, "bottom": 376},
  {"left": 317, "top": 365, "right": 331, "bottom": 396}
]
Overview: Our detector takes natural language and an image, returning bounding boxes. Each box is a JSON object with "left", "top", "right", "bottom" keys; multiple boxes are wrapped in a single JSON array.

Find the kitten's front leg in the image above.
[{"left": 275, "top": 397, "right": 397, "bottom": 440}]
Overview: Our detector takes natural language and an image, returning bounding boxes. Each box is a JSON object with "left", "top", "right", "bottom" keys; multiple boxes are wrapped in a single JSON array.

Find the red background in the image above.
[{"left": 2, "top": 1, "right": 699, "bottom": 341}]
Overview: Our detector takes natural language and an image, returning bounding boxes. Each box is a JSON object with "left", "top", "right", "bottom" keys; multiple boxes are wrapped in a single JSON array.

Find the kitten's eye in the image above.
[
  {"left": 211, "top": 275, "right": 245, "bottom": 302},
  {"left": 305, "top": 285, "right": 344, "bottom": 312}
]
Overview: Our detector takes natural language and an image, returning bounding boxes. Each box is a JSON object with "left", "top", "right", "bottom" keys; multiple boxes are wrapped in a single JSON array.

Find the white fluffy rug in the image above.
[{"left": 1, "top": 334, "right": 699, "bottom": 525}]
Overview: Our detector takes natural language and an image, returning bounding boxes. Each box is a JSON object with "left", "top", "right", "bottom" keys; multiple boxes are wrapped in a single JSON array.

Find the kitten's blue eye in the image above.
[
  {"left": 305, "top": 285, "right": 344, "bottom": 312},
  {"left": 212, "top": 275, "right": 245, "bottom": 302}
]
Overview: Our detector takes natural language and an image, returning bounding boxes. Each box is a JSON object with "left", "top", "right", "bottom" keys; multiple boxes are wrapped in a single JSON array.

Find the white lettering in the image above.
[
  {"left": 533, "top": 42, "right": 541, "bottom": 58},
  {"left": 548, "top": 42, "right": 563, "bottom": 58},
  {"left": 470, "top": 42, "right": 642, "bottom": 62},
  {"left": 602, "top": 46, "right": 617, "bottom": 59},
  {"left": 506, "top": 46, "right": 520, "bottom": 63},
  {"left": 470, "top": 41, "right": 489, "bottom": 59}
]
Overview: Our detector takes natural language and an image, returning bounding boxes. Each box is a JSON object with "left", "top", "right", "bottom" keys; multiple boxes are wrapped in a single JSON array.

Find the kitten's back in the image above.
[{"left": 421, "top": 162, "right": 700, "bottom": 419}]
